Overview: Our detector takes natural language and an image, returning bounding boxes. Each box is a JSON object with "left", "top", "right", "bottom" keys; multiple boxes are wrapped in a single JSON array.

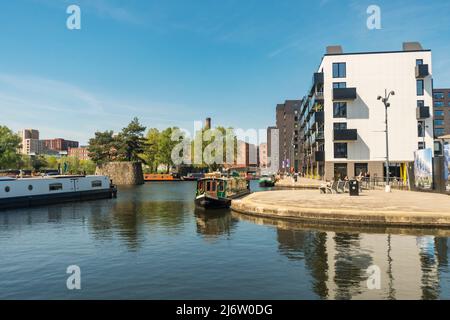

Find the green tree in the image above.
[
  {"left": 46, "top": 156, "right": 59, "bottom": 169},
  {"left": 87, "top": 130, "right": 117, "bottom": 164},
  {"left": 143, "top": 128, "right": 160, "bottom": 173},
  {"left": 116, "top": 117, "right": 147, "bottom": 162},
  {"left": 157, "top": 127, "right": 179, "bottom": 173},
  {"left": 0, "top": 125, "right": 22, "bottom": 169},
  {"left": 31, "top": 155, "right": 48, "bottom": 172}
]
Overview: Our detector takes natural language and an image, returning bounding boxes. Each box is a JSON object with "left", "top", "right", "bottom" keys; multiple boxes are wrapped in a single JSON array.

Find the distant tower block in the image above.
[{"left": 205, "top": 117, "right": 212, "bottom": 130}]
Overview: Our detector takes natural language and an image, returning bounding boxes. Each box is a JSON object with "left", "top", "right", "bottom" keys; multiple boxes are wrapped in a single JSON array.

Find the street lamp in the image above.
[{"left": 377, "top": 89, "right": 395, "bottom": 193}]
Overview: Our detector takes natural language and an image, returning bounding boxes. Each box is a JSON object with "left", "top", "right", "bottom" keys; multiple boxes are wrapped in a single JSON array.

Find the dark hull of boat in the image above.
[
  {"left": 259, "top": 181, "right": 275, "bottom": 188},
  {"left": 195, "top": 195, "right": 231, "bottom": 209},
  {"left": 181, "top": 177, "right": 199, "bottom": 181},
  {"left": 0, "top": 188, "right": 117, "bottom": 211}
]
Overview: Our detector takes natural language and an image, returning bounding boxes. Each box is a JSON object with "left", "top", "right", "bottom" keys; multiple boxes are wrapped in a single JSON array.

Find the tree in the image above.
[
  {"left": 143, "top": 128, "right": 160, "bottom": 173},
  {"left": 0, "top": 125, "right": 22, "bottom": 169},
  {"left": 116, "top": 117, "right": 147, "bottom": 162},
  {"left": 158, "top": 127, "right": 179, "bottom": 173},
  {"left": 31, "top": 155, "right": 48, "bottom": 172},
  {"left": 87, "top": 130, "right": 116, "bottom": 164}
]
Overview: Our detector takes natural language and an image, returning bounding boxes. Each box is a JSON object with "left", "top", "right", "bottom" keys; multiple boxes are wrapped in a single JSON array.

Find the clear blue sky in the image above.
[{"left": 1, "top": 0, "right": 449, "bottom": 144}]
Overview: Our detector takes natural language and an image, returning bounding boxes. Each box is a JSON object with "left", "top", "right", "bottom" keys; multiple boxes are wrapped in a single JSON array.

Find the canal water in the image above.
[{"left": 0, "top": 181, "right": 449, "bottom": 300}]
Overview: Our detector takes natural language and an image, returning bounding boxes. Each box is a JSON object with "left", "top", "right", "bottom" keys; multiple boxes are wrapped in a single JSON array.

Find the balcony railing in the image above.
[
  {"left": 314, "top": 151, "right": 325, "bottom": 162},
  {"left": 334, "top": 129, "right": 358, "bottom": 141},
  {"left": 416, "top": 106, "right": 430, "bottom": 119},
  {"left": 333, "top": 88, "right": 357, "bottom": 101},
  {"left": 311, "top": 130, "right": 324, "bottom": 145},
  {"left": 415, "top": 64, "right": 429, "bottom": 78}
]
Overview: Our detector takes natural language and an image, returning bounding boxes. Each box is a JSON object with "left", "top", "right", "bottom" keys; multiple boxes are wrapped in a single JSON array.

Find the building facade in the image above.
[
  {"left": 433, "top": 89, "right": 450, "bottom": 137},
  {"left": 18, "top": 129, "right": 43, "bottom": 155},
  {"left": 68, "top": 147, "right": 90, "bottom": 161},
  {"left": 259, "top": 143, "right": 268, "bottom": 168},
  {"left": 276, "top": 100, "right": 302, "bottom": 173},
  {"left": 42, "top": 138, "right": 79, "bottom": 152},
  {"left": 300, "top": 43, "right": 434, "bottom": 180}
]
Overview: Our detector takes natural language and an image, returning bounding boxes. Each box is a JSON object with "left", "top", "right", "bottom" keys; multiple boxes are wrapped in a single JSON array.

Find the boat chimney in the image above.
[{"left": 205, "top": 117, "right": 211, "bottom": 130}]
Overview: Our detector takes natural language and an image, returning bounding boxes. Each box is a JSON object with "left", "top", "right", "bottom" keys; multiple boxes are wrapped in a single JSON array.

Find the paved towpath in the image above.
[{"left": 231, "top": 189, "right": 450, "bottom": 227}]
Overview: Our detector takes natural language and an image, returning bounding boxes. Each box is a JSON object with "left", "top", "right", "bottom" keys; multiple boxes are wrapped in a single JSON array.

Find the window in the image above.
[
  {"left": 417, "top": 100, "right": 424, "bottom": 107},
  {"left": 334, "top": 143, "right": 348, "bottom": 158},
  {"left": 434, "top": 92, "right": 444, "bottom": 99},
  {"left": 334, "top": 163, "right": 348, "bottom": 180},
  {"left": 435, "top": 110, "right": 445, "bottom": 117},
  {"left": 435, "top": 128, "right": 445, "bottom": 137},
  {"left": 417, "top": 80, "right": 424, "bottom": 96},
  {"left": 418, "top": 121, "right": 425, "bottom": 137},
  {"left": 28, "top": 185, "right": 33, "bottom": 191},
  {"left": 49, "top": 183, "right": 63, "bottom": 191},
  {"left": 435, "top": 120, "right": 445, "bottom": 127},
  {"left": 91, "top": 180, "right": 102, "bottom": 188},
  {"left": 333, "top": 122, "right": 347, "bottom": 130},
  {"left": 435, "top": 102, "right": 444, "bottom": 107},
  {"left": 418, "top": 142, "right": 426, "bottom": 150},
  {"left": 416, "top": 59, "right": 423, "bottom": 66},
  {"left": 333, "top": 102, "right": 347, "bottom": 118},
  {"left": 4, "top": 186, "right": 10, "bottom": 193},
  {"left": 218, "top": 181, "right": 225, "bottom": 192},
  {"left": 355, "top": 163, "right": 368, "bottom": 176},
  {"left": 206, "top": 181, "right": 211, "bottom": 191},
  {"left": 333, "top": 82, "right": 347, "bottom": 89},
  {"left": 333, "top": 63, "right": 346, "bottom": 78}
]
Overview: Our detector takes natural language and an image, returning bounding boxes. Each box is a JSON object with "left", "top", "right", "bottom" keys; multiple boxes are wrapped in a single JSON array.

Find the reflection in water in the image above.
[
  {"left": 194, "top": 209, "right": 237, "bottom": 241},
  {"left": 0, "top": 181, "right": 449, "bottom": 299},
  {"left": 234, "top": 212, "right": 450, "bottom": 300}
]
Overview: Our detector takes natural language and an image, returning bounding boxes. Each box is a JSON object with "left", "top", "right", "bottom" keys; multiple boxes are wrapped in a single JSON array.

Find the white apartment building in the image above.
[{"left": 300, "top": 42, "right": 434, "bottom": 181}]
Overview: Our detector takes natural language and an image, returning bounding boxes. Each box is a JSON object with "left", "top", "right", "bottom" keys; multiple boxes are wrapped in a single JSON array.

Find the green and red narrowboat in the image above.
[{"left": 195, "top": 177, "right": 250, "bottom": 209}]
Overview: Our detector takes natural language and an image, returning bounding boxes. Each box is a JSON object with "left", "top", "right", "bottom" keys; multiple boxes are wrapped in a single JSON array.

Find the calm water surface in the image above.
[{"left": 0, "top": 181, "right": 449, "bottom": 300}]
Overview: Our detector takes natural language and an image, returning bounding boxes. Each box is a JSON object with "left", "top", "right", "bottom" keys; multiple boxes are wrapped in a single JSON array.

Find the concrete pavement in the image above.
[{"left": 231, "top": 189, "right": 450, "bottom": 228}]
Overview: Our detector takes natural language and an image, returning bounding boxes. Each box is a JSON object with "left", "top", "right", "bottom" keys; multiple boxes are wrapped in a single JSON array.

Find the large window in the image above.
[
  {"left": 333, "top": 82, "right": 347, "bottom": 89},
  {"left": 435, "top": 128, "right": 445, "bottom": 137},
  {"left": 417, "top": 80, "right": 424, "bottom": 96},
  {"left": 434, "top": 92, "right": 444, "bottom": 99},
  {"left": 333, "top": 122, "right": 347, "bottom": 130},
  {"left": 91, "top": 180, "right": 102, "bottom": 188},
  {"left": 435, "top": 102, "right": 444, "bottom": 107},
  {"left": 355, "top": 163, "right": 368, "bottom": 176},
  {"left": 418, "top": 142, "right": 426, "bottom": 150},
  {"left": 418, "top": 121, "right": 425, "bottom": 138},
  {"left": 435, "top": 110, "right": 445, "bottom": 117},
  {"left": 334, "top": 163, "right": 348, "bottom": 180},
  {"left": 333, "top": 63, "right": 346, "bottom": 78},
  {"left": 333, "top": 102, "right": 347, "bottom": 118},
  {"left": 417, "top": 100, "right": 424, "bottom": 107},
  {"left": 49, "top": 183, "right": 63, "bottom": 191},
  {"left": 334, "top": 143, "right": 348, "bottom": 159},
  {"left": 416, "top": 59, "right": 423, "bottom": 66},
  {"left": 435, "top": 120, "right": 445, "bottom": 127}
]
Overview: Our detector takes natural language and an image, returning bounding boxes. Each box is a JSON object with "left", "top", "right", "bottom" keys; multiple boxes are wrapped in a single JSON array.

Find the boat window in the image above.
[
  {"left": 49, "top": 183, "right": 63, "bottom": 191},
  {"left": 218, "top": 181, "right": 225, "bottom": 192},
  {"left": 206, "top": 181, "right": 211, "bottom": 191},
  {"left": 28, "top": 185, "right": 33, "bottom": 191},
  {"left": 211, "top": 181, "right": 216, "bottom": 192},
  {"left": 5, "top": 186, "right": 10, "bottom": 193},
  {"left": 91, "top": 180, "right": 102, "bottom": 188},
  {"left": 198, "top": 181, "right": 204, "bottom": 192}
]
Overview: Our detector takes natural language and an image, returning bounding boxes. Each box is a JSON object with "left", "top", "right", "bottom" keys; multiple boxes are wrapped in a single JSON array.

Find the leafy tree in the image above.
[
  {"left": 0, "top": 125, "right": 22, "bottom": 169},
  {"left": 87, "top": 130, "right": 117, "bottom": 164},
  {"left": 31, "top": 155, "right": 48, "bottom": 172},
  {"left": 116, "top": 117, "right": 147, "bottom": 162},
  {"left": 46, "top": 156, "right": 59, "bottom": 169},
  {"left": 143, "top": 128, "right": 160, "bottom": 173},
  {"left": 157, "top": 127, "right": 179, "bottom": 173}
]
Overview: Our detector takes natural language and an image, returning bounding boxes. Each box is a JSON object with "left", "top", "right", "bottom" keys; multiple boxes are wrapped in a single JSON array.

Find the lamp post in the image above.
[{"left": 377, "top": 89, "right": 395, "bottom": 193}]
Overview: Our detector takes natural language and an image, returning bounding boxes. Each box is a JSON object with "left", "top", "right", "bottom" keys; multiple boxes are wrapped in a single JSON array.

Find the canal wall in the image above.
[{"left": 95, "top": 162, "right": 144, "bottom": 185}]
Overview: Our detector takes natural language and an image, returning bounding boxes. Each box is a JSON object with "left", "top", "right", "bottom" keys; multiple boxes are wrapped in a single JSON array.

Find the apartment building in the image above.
[
  {"left": 18, "top": 129, "right": 43, "bottom": 155},
  {"left": 299, "top": 42, "right": 434, "bottom": 180},
  {"left": 276, "top": 100, "right": 302, "bottom": 172},
  {"left": 68, "top": 146, "right": 90, "bottom": 161},
  {"left": 42, "top": 138, "right": 79, "bottom": 152},
  {"left": 259, "top": 143, "right": 268, "bottom": 168}
]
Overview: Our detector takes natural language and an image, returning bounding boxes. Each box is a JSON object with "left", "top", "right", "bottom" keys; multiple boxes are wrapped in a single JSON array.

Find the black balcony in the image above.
[
  {"left": 334, "top": 129, "right": 358, "bottom": 141},
  {"left": 416, "top": 106, "right": 430, "bottom": 119},
  {"left": 313, "top": 72, "right": 324, "bottom": 86},
  {"left": 415, "top": 64, "right": 429, "bottom": 78},
  {"left": 314, "top": 151, "right": 325, "bottom": 162},
  {"left": 333, "top": 88, "right": 357, "bottom": 101}
]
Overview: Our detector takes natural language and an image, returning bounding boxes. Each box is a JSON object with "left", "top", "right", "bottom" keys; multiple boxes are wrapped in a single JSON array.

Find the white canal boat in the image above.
[{"left": 0, "top": 175, "right": 117, "bottom": 210}]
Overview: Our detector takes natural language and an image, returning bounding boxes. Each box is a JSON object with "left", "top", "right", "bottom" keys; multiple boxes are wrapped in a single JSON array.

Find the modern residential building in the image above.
[
  {"left": 266, "top": 126, "right": 279, "bottom": 172},
  {"left": 18, "top": 129, "right": 43, "bottom": 155},
  {"left": 299, "top": 42, "right": 434, "bottom": 180},
  {"left": 42, "top": 138, "right": 79, "bottom": 152},
  {"left": 433, "top": 88, "right": 450, "bottom": 154},
  {"left": 276, "top": 100, "right": 302, "bottom": 172},
  {"left": 236, "top": 140, "right": 259, "bottom": 168},
  {"left": 259, "top": 143, "right": 268, "bottom": 168},
  {"left": 68, "top": 146, "right": 90, "bottom": 161}
]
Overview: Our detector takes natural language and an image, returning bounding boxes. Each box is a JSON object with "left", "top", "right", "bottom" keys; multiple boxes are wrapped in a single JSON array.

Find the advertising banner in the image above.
[
  {"left": 444, "top": 144, "right": 450, "bottom": 191},
  {"left": 414, "top": 148, "right": 433, "bottom": 189}
]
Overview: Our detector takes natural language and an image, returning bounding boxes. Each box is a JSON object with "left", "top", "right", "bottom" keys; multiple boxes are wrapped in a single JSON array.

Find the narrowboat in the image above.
[
  {"left": 258, "top": 174, "right": 276, "bottom": 188},
  {"left": 0, "top": 175, "right": 117, "bottom": 210},
  {"left": 195, "top": 176, "right": 250, "bottom": 209},
  {"left": 181, "top": 173, "right": 205, "bottom": 181},
  {"left": 144, "top": 173, "right": 181, "bottom": 182}
]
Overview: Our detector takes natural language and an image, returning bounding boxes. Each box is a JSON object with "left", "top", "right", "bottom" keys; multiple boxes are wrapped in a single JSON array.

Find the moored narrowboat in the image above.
[
  {"left": 0, "top": 175, "right": 117, "bottom": 210},
  {"left": 144, "top": 173, "right": 181, "bottom": 181},
  {"left": 258, "top": 174, "right": 276, "bottom": 188},
  {"left": 195, "top": 176, "right": 250, "bottom": 209}
]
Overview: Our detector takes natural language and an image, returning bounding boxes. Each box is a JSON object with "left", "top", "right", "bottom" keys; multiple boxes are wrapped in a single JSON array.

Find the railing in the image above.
[{"left": 359, "top": 177, "right": 409, "bottom": 191}]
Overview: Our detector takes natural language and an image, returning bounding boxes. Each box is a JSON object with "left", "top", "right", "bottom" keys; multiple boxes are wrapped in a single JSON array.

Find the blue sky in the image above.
[{"left": 1, "top": 0, "right": 449, "bottom": 144}]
